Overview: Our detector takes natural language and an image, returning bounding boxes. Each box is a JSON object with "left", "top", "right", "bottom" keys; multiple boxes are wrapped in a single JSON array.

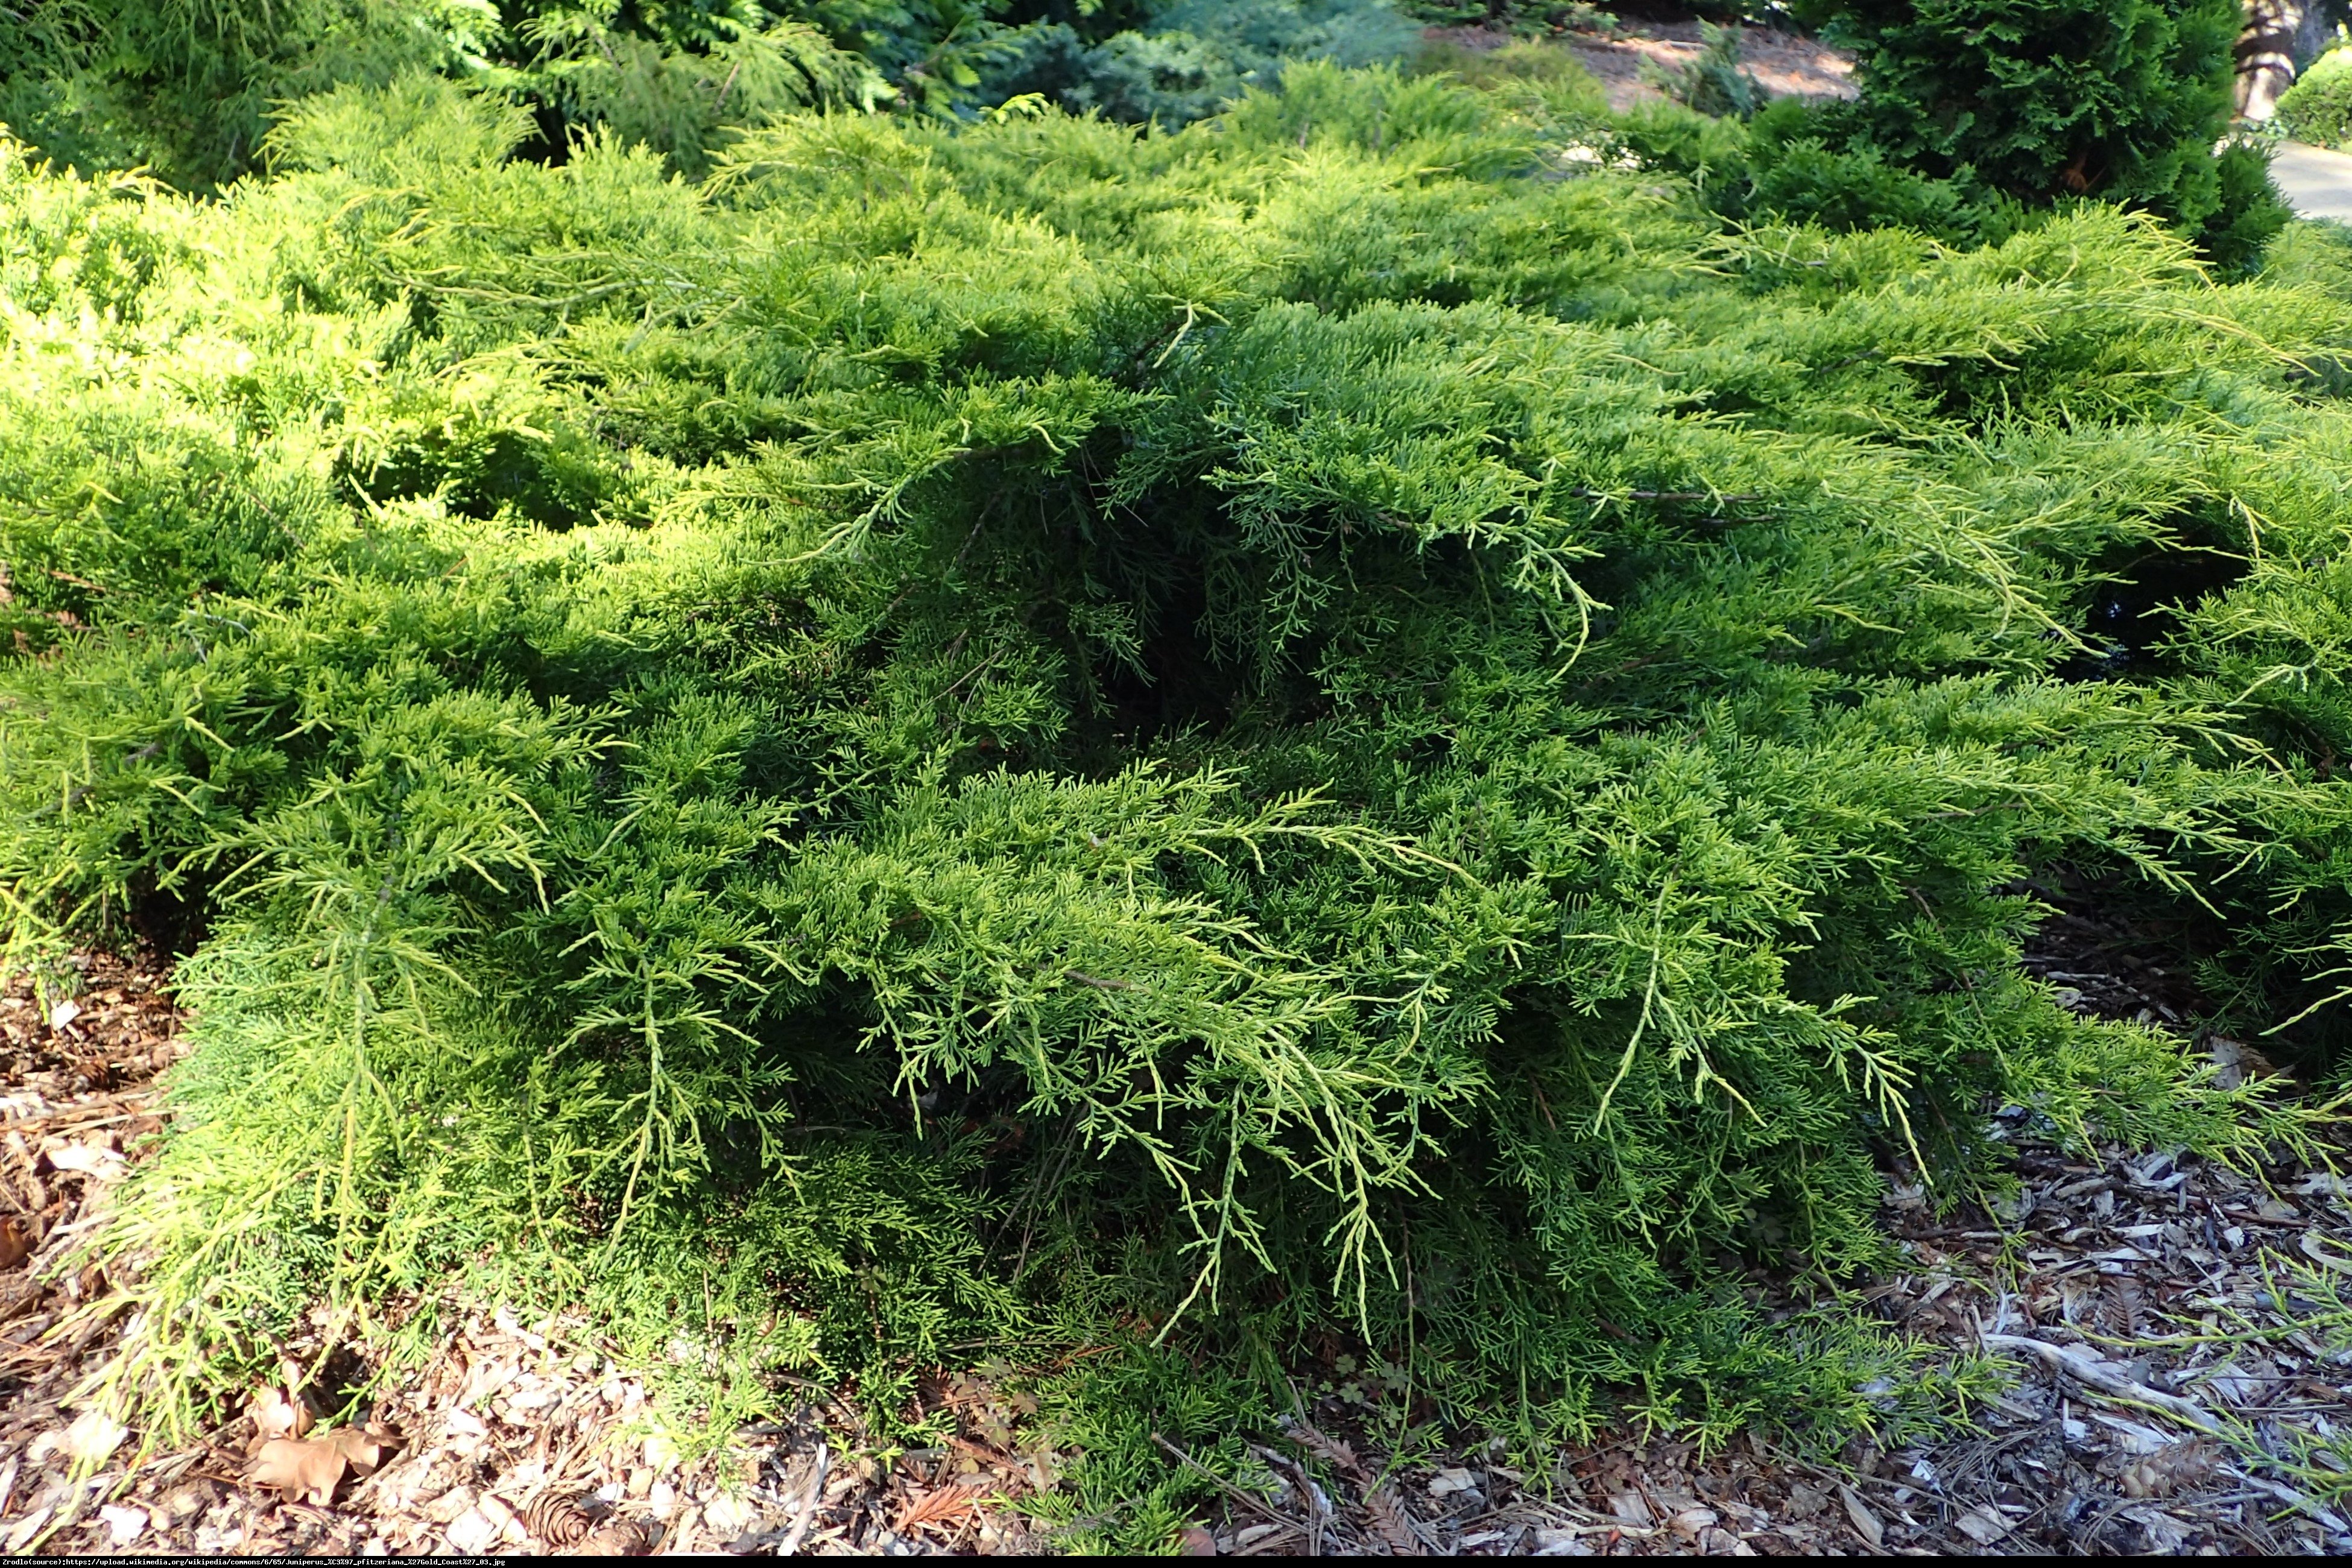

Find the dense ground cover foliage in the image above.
[{"left": 8, "top": 45, "right": 2352, "bottom": 1541}]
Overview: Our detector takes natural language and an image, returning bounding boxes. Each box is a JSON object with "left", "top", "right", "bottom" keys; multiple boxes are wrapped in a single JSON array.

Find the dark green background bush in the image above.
[
  {"left": 0, "top": 0, "right": 2297, "bottom": 279},
  {"left": 1793, "top": 1, "right": 2287, "bottom": 268}
]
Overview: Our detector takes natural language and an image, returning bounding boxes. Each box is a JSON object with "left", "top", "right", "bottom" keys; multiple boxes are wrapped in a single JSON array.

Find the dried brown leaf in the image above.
[
  {"left": 0, "top": 1215, "right": 30, "bottom": 1271},
  {"left": 894, "top": 1481, "right": 985, "bottom": 1532},
  {"left": 249, "top": 1437, "right": 349, "bottom": 1505},
  {"left": 328, "top": 1423, "right": 394, "bottom": 1476},
  {"left": 244, "top": 1386, "right": 311, "bottom": 1453}
]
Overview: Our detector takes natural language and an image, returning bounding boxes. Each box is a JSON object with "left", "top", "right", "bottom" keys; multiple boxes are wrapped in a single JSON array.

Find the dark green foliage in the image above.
[
  {"left": 1731, "top": 96, "right": 1988, "bottom": 236},
  {"left": 502, "top": 5, "right": 890, "bottom": 176},
  {"left": 1803, "top": 0, "right": 2239, "bottom": 201},
  {"left": 2277, "top": 46, "right": 2352, "bottom": 147},
  {"left": 1008, "top": 0, "right": 1419, "bottom": 125},
  {"left": 0, "top": 0, "right": 883, "bottom": 186},
  {"left": 5, "top": 64, "right": 2351, "bottom": 1534},
  {"left": 0, "top": 0, "right": 1418, "bottom": 187},
  {"left": 1795, "top": 0, "right": 2290, "bottom": 266},
  {"left": 1400, "top": 1, "right": 1619, "bottom": 34}
]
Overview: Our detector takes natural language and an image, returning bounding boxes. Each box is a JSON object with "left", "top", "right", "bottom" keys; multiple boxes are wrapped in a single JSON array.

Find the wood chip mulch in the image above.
[
  {"left": 1151, "top": 1095, "right": 2350, "bottom": 1557},
  {"left": 1, "top": 950, "right": 183, "bottom": 1551}
]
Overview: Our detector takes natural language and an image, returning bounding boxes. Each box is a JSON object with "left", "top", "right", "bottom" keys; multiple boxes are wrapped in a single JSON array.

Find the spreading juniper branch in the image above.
[{"left": 4, "top": 70, "right": 2349, "bottom": 1463}]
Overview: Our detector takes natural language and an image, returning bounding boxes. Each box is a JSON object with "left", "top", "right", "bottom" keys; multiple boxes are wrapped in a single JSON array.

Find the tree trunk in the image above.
[{"left": 2238, "top": 0, "right": 2344, "bottom": 121}]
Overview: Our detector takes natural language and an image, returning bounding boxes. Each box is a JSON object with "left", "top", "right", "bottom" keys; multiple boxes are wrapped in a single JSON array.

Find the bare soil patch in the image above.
[{"left": 1426, "top": 22, "right": 1854, "bottom": 113}]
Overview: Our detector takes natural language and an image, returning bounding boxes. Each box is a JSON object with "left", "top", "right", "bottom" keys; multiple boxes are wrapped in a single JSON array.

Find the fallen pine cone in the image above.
[
  {"left": 521, "top": 1493, "right": 653, "bottom": 1556},
  {"left": 521, "top": 1491, "right": 609, "bottom": 1549}
]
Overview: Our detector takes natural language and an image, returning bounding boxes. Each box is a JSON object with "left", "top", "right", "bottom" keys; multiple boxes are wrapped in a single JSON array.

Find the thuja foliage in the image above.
[
  {"left": 1778, "top": 1, "right": 2287, "bottom": 267},
  {"left": 7, "top": 60, "right": 2352, "bottom": 1529}
]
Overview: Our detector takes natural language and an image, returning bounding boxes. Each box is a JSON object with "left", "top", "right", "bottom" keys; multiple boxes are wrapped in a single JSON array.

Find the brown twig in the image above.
[
  {"left": 773, "top": 1437, "right": 829, "bottom": 1557},
  {"left": 1151, "top": 1434, "right": 1306, "bottom": 1541},
  {"left": 1979, "top": 1332, "right": 2222, "bottom": 1434}
]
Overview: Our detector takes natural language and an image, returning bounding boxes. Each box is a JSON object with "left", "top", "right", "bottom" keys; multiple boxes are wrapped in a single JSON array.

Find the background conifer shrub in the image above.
[
  {"left": 4, "top": 65, "right": 2352, "bottom": 1529},
  {"left": 1788, "top": 0, "right": 2288, "bottom": 267},
  {"left": 1639, "top": 20, "right": 1768, "bottom": 119}
]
